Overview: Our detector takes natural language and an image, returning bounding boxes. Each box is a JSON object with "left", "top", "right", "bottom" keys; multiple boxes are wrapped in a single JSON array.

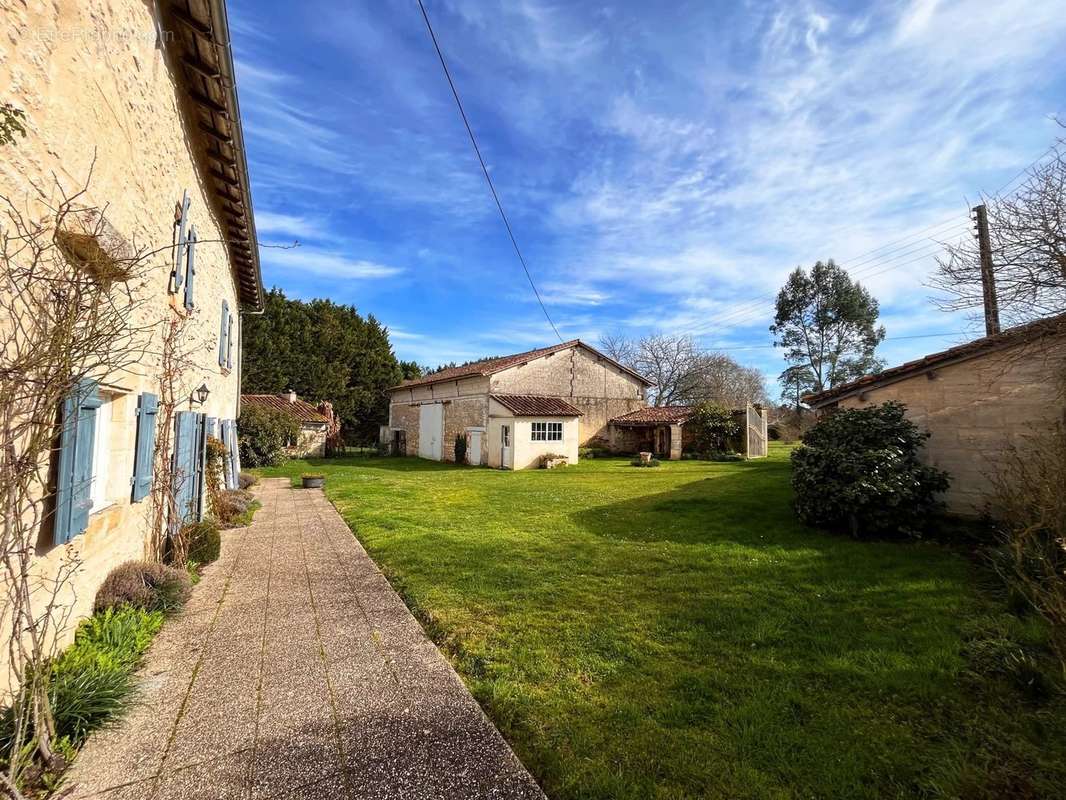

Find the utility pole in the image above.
[{"left": 973, "top": 204, "right": 1001, "bottom": 336}]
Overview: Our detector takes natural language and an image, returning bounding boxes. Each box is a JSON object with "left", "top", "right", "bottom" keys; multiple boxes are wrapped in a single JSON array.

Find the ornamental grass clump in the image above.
[{"left": 791, "top": 401, "right": 949, "bottom": 539}]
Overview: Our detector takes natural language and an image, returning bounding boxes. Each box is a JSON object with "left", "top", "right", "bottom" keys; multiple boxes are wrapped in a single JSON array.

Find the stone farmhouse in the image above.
[
  {"left": 387, "top": 340, "right": 651, "bottom": 469},
  {"left": 1, "top": 0, "right": 262, "bottom": 666},
  {"left": 241, "top": 392, "right": 335, "bottom": 458},
  {"left": 804, "top": 313, "right": 1066, "bottom": 514},
  {"left": 387, "top": 340, "right": 770, "bottom": 468}
]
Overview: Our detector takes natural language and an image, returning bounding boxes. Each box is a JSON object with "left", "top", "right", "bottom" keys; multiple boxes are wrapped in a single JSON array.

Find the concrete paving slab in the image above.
[{"left": 65, "top": 478, "right": 546, "bottom": 800}]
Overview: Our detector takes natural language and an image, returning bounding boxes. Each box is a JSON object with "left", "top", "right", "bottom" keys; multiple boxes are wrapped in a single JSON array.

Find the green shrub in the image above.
[
  {"left": 579, "top": 447, "right": 611, "bottom": 459},
  {"left": 791, "top": 401, "right": 949, "bottom": 538},
  {"left": 237, "top": 405, "right": 299, "bottom": 467},
  {"left": 211, "top": 488, "right": 256, "bottom": 529},
  {"left": 686, "top": 403, "right": 741, "bottom": 452},
  {"left": 454, "top": 433, "right": 468, "bottom": 464},
  {"left": 94, "top": 561, "right": 191, "bottom": 614},
  {"left": 631, "top": 457, "right": 661, "bottom": 467},
  {"left": 183, "top": 520, "right": 221, "bottom": 564}
]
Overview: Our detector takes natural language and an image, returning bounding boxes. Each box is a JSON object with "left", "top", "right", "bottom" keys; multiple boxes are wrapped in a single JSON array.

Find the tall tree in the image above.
[
  {"left": 241, "top": 288, "right": 403, "bottom": 444},
  {"left": 771, "top": 260, "right": 885, "bottom": 393}
]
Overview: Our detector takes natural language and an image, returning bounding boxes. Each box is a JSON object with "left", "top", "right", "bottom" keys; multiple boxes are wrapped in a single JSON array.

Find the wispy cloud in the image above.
[
  {"left": 263, "top": 247, "right": 404, "bottom": 280},
  {"left": 230, "top": 0, "right": 1066, "bottom": 393}
]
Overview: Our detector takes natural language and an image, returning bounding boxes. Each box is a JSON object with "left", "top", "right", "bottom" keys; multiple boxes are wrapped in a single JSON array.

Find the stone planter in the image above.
[
  {"left": 542, "top": 457, "right": 568, "bottom": 470},
  {"left": 638, "top": 451, "right": 653, "bottom": 464},
  {"left": 302, "top": 475, "right": 325, "bottom": 489}
]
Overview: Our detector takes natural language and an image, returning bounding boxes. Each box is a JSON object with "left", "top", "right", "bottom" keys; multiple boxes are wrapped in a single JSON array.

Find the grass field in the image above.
[{"left": 260, "top": 445, "right": 1065, "bottom": 799}]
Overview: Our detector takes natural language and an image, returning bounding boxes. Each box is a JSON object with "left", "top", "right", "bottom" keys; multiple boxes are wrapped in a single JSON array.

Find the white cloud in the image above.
[
  {"left": 264, "top": 248, "right": 404, "bottom": 280},
  {"left": 254, "top": 211, "right": 327, "bottom": 240}
]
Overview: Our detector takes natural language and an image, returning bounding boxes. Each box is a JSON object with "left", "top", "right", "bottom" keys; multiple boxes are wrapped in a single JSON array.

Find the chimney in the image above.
[{"left": 285, "top": 389, "right": 297, "bottom": 403}]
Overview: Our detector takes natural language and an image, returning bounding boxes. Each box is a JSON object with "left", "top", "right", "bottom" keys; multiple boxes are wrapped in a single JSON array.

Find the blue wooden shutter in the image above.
[
  {"left": 218, "top": 301, "right": 229, "bottom": 367},
  {"left": 172, "top": 411, "right": 197, "bottom": 526},
  {"left": 226, "top": 314, "right": 234, "bottom": 370},
  {"left": 172, "top": 191, "right": 190, "bottom": 291},
  {"left": 183, "top": 226, "right": 197, "bottom": 310},
  {"left": 131, "top": 392, "right": 158, "bottom": 502},
  {"left": 222, "top": 420, "right": 235, "bottom": 489},
  {"left": 193, "top": 413, "right": 207, "bottom": 521},
  {"left": 54, "top": 380, "right": 101, "bottom": 544},
  {"left": 206, "top": 416, "right": 217, "bottom": 438}
]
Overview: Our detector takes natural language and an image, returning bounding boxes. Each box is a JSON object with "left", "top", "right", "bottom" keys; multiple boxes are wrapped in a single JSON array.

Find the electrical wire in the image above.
[{"left": 415, "top": 0, "right": 564, "bottom": 342}]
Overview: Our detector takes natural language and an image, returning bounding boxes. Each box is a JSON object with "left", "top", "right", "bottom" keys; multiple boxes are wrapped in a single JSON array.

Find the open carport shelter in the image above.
[{"left": 609, "top": 404, "right": 769, "bottom": 460}]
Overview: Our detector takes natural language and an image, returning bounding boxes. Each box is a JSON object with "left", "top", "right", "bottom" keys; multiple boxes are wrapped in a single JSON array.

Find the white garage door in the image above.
[{"left": 418, "top": 403, "right": 443, "bottom": 461}]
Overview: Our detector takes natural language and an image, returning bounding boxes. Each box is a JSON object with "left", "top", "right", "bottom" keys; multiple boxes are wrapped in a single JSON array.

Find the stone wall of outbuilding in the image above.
[{"left": 829, "top": 337, "right": 1066, "bottom": 515}]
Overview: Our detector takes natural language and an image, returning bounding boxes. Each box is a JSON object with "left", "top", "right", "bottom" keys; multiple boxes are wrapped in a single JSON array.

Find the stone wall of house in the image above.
[
  {"left": 442, "top": 396, "right": 490, "bottom": 463},
  {"left": 285, "top": 426, "right": 327, "bottom": 459},
  {"left": 388, "top": 376, "right": 491, "bottom": 460},
  {"left": 832, "top": 338, "right": 1066, "bottom": 514},
  {"left": 490, "top": 346, "right": 647, "bottom": 445},
  {"left": 0, "top": 0, "right": 245, "bottom": 685}
]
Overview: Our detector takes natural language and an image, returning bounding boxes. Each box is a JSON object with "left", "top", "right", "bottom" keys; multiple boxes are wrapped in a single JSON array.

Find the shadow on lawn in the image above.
[
  {"left": 300, "top": 456, "right": 464, "bottom": 473},
  {"left": 570, "top": 459, "right": 824, "bottom": 548}
]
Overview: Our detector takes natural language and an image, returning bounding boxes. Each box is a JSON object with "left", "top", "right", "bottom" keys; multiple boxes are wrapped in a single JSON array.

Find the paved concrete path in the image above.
[{"left": 67, "top": 478, "right": 545, "bottom": 800}]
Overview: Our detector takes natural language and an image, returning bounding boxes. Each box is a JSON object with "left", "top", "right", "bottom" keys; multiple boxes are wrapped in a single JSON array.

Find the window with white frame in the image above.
[{"left": 531, "top": 421, "right": 563, "bottom": 441}]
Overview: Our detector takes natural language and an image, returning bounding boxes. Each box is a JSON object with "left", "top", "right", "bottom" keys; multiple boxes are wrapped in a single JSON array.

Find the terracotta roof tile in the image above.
[
  {"left": 803, "top": 312, "right": 1066, "bottom": 407},
  {"left": 241, "top": 394, "right": 329, "bottom": 424},
  {"left": 491, "top": 395, "right": 582, "bottom": 416},
  {"left": 391, "top": 340, "right": 653, "bottom": 390},
  {"left": 610, "top": 406, "right": 695, "bottom": 425}
]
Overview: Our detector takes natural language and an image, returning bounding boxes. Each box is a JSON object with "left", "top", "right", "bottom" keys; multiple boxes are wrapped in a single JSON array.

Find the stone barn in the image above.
[
  {"left": 804, "top": 313, "right": 1066, "bottom": 514},
  {"left": 387, "top": 340, "right": 651, "bottom": 468}
]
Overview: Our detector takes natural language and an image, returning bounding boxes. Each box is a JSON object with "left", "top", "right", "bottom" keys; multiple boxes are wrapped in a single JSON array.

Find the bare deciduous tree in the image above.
[
  {"left": 0, "top": 166, "right": 155, "bottom": 788},
  {"left": 598, "top": 332, "right": 767, "bottom": 408},
  {"left": 933, "top": 131, "right": 1066, "bottom": 327}
]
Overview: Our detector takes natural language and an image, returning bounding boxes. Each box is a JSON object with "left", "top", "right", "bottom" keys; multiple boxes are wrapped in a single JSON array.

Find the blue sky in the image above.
[{"left": 230, "top": 0, "right": 1065, "bottom": 391}]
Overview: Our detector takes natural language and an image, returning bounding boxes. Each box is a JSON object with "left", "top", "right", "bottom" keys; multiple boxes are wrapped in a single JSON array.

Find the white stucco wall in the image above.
[{"left": 511, "top": 416, "right": 580, "bottom": 470}]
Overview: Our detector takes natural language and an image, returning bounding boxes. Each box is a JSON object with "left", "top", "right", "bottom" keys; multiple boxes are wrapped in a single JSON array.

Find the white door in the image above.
[
  {"left": 468, "top": 430, "right": 482, "bottom": 465},
  {"left": 500, "top": 424, "right": 512, "bottom": 469},
  {"left": 418, "top": 403, "right": 443, "bottom": 460}
]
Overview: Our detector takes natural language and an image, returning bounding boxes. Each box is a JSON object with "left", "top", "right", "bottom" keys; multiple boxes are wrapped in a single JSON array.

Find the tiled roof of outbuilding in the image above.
[
  {"left": 803, "top": 311, "right": 1066, "bottom": 407},
  {"left": 610, "top": 406, "right": 695, "bottom": 426},
  {"left": 392, "top": 340, "right": 653, "bottom": 390},
  {"left": 491, "top": 395, "right": 583, "bottom": 417},
  {"left": 241, "top": 394, "right": 329, "bottom": 425}
]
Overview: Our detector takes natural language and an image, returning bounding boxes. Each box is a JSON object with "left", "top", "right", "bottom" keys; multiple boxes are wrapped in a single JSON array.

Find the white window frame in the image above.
[{"left": 531, "top": 421, "right": 563, "bottom": 442}]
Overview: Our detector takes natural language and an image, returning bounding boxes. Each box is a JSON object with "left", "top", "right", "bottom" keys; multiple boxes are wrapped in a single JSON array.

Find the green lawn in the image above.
[{"left": 260, "top": 445, "right": 1065, "bottom": 799}]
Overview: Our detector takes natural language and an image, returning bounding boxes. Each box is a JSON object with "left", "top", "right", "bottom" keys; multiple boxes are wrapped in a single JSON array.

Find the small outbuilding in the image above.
[
  {"left": 803, "top": 313, "right": 1066, "bottom": 514},
  {"left": 241, "top": 392, "right": 334, "bottom": 458},
  {"left": 609, "top": 404, "right": 769, "bottom": 459}
]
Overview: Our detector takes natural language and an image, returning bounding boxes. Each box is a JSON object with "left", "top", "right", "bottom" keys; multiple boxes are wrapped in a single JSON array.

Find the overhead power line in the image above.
[
  {"left": 416, "top": 0, "right": 563, "bottom": 343},
  {"left": 703, "top": 330, "right": 973, "bottom": 352}
]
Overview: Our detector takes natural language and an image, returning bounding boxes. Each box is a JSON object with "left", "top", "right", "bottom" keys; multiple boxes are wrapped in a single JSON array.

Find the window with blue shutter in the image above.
[
  {"left": 131, "top": 392, "right": 158, "bottom": 502},
  {"left": 54, "top": 380, "right": 102, "bottom": 544},
  {"left": 219, "top": 300, "right": 229, "bottom": 367},
  {"left": 183, "top": 225, "right": 197, "bottom": 310},
  {"left": 172, "top": 191, "right": 190, "bottom": 292}
]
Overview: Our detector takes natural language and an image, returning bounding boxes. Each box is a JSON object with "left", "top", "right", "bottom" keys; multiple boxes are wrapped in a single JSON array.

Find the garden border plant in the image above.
[{"left": 791, "top": 401, "right": 950, "bottom": 538}]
